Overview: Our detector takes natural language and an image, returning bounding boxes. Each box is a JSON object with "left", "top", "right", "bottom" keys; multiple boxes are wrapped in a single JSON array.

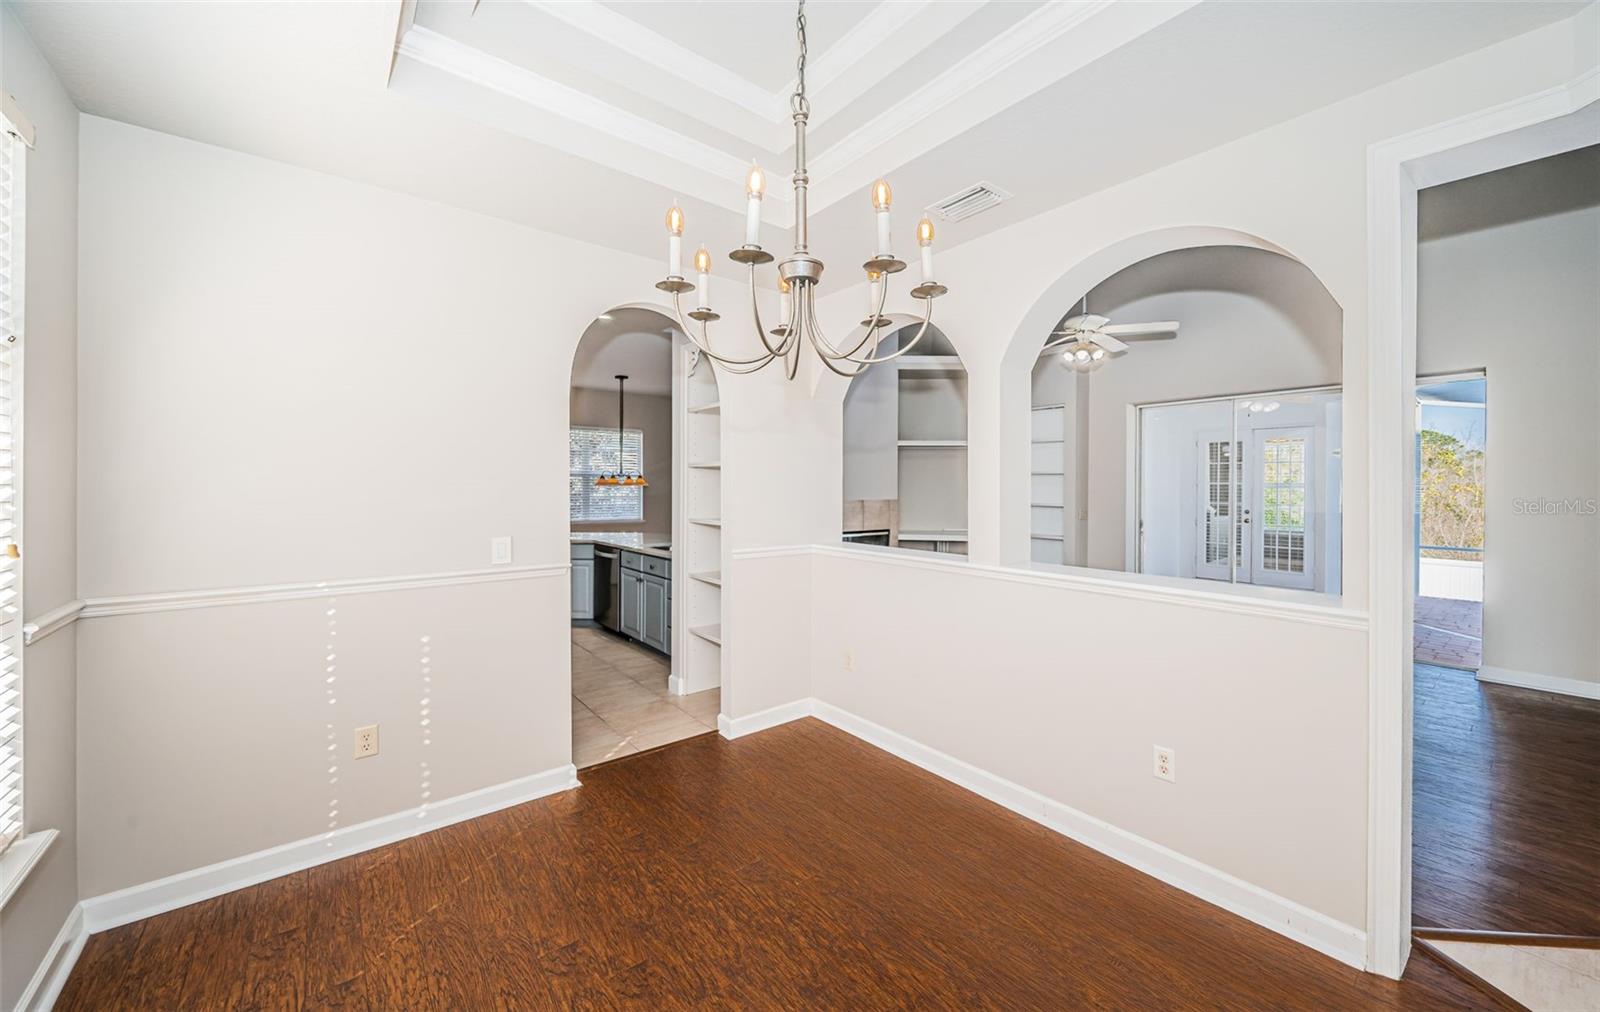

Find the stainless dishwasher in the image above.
[{"left": 594, "top": 549, "right": 621, "bottom": 632}]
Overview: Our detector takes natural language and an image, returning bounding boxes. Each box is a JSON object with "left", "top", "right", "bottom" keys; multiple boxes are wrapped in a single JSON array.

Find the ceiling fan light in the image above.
[{"left": 1090, "top": 347, "right": 1106, "bottom": 360}]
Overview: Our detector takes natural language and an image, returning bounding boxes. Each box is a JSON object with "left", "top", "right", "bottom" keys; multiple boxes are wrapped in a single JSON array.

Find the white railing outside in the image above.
[{"left": 1418, "top": 557, "right": 1482, "bottom": 601}]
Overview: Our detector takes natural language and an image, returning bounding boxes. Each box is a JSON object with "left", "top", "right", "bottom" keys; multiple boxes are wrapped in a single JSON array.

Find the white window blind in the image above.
[
  {"left": 0, "top": 122, "right": 23, "bottom": 853},
  {"left": 569, "top": 425, "right": 644, "bottom": 523}
]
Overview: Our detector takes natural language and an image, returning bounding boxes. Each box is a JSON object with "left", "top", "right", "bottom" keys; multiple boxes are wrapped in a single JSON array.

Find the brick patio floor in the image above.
[{"left": 1414, "top": 596, "right": 1482, "bottom": 670}]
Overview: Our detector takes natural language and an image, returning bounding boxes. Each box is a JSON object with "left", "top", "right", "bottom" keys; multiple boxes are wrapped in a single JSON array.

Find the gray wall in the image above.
[
  {"left": 1, "top": 8, "right": 80, "bottom": 1008},
  {"left": 1418, "top": 145, "right": 1600, "bottom": 686},
  {"left": 1031, "top": 246, "right": 1343, "bottom": 574},
  {"left": 570, "top": 387, "right": 672, "bottom": 533}
]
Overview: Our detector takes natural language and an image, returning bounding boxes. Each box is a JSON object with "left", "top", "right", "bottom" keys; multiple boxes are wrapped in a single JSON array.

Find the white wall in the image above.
[
  {"left": 570, "top": 386, "right": 671, "bottom": 533},
  {"left": 1417, "top": 145, "right": 1600, "bottom": 686},
  {"left": 729, "top": 12, "right": 1597, "bottom": 954},
  {"left": 73, "top": 116, "right": 667, "bottom": 895},
  {"left": 1, "top": 6, "right": 80, "bottom": 1008}
]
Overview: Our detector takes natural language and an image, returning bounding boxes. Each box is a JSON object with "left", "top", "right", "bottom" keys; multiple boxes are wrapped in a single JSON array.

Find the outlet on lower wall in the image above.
[
  {"left": 1153, "top": 745, "right": 1175, "bottom": 782},
  {"left": 355, "top": 724, "right": 379, "bottom": 759}
]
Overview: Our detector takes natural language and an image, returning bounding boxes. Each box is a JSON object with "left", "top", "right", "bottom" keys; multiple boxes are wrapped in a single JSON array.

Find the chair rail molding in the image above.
[
  {"left": 76, "top": 563, "right": 569, "bottom": 619},
  {"left": 22, "top": 599, "right": 86, "bottom": 645}
]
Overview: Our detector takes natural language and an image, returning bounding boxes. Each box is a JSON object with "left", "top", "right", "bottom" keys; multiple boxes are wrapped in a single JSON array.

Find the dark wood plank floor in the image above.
[
  {"left": 62, "top": 718, "right": 1489, "bottom": 1010},
  {"left": 1414, "top": 663, "right": 1600, "bottom": 935}
]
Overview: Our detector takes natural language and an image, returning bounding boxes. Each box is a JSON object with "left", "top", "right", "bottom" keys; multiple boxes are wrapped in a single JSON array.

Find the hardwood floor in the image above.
[
  {"left": 1414, "top": 663, "right": 1600, "bottom": 935},
  {"left": 63, "top": 719, "right": 1488, "bottom": 1009}
]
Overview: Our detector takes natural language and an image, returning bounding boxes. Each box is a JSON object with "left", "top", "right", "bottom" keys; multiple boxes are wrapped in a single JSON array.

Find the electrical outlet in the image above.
[
  {"left": 843, "top": 650, "right": 854, "bottom": 672},
  {"left": 490, "top": 536, "right": 513, "bottom": 565},
  {"left": 355, "top": 724, "right": 379, "bottom": 759},
  {"left": 1153, "top": 745, "right": 1175, "bottom": 783}
]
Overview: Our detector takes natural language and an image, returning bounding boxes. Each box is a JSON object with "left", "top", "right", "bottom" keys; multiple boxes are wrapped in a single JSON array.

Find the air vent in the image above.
[{"left": 926, "top": 181, "right": 1012, "bottom": 223}]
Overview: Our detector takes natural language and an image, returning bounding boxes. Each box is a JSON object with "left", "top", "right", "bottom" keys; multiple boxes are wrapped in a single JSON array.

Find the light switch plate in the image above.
[{"left": 490, "top": 535, "right": 513, "bottom": 565}]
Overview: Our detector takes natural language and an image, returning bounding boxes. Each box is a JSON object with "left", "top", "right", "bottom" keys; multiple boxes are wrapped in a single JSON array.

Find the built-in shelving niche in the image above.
[
  {"left": 680, "top": 353, "right": 724, "bottom": 695},
  {"left": 842, "top": 326, "right": 969, "bottom": 555}
]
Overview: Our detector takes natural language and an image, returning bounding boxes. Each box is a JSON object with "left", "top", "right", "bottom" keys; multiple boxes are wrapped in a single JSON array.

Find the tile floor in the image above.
[
  {"left": 571, "top": 624, "right": 719, "bottom": 768},
  {"left": 1414, "top": 595, "right": 1483, "bottom": 669},
  {"left": 1430, "top": 940, "right": 1600, "bottom": 1011}
]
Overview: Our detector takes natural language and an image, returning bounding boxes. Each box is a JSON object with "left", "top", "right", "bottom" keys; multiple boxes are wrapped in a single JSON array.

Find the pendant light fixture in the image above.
[
  {"left": 595, "top": 374, "right": 647, "bottom": 487},
  {"left": 650, "top": 0, "right": 950, "bottom": 380}
]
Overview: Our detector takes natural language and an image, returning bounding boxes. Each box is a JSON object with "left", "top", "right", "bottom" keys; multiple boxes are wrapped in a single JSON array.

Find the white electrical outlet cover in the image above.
[
  {"left": 1153, "top": 745, "right": 1175, "bottom": 783},
  {"left": 355, "top": 724, "right": 380, "bottom": 759}
]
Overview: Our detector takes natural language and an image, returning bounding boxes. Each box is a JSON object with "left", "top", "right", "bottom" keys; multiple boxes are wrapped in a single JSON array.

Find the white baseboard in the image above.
[
  {"left": 1477, "top": 665, "right": 1600, "bottom": 700},
  {"left": 716, "top": 698, "right": 814, "bottom": 739},
  {"left": 726, "top": 697, "right": 1368, "bottom": 971},
  {"left": 14, "top": 902, "right": 86, "bottom": 1012},
  {"left": 667, "top": 674, "right": 684, "bottom": 696},
  {"left": 80, "top": 764, "right": 579, "bottom": 934}
]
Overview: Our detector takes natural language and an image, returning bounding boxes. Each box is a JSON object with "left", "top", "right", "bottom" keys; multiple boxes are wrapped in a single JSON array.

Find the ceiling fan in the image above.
[{"left": 1040, "top": 302, "right": 1179, "bottom": 372}]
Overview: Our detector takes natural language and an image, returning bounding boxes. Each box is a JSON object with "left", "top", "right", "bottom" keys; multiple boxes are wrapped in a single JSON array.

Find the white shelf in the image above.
[
  {"left": 898, "top": 439, "right": 967, "bottom": 448},
  {"left": 690, "top": 624, "right": 722, "bottom": 646},
  {"left": 689, "top": 401, "right": 721, "bottom": 414},
  {"left": 690, "top": 571, "right": 722, "bottom": 587},
  {"left": 689, "top": 461, "right": 721, "bottom": 469},
  {"left": 896, "top": 355, "right": 965, "bottom": 374},
  {"left": 899, "top": 530, "right": 969, "bottom": 542},
  {"left": 689, "top": 517, "right": 722, "bottom": 527}
]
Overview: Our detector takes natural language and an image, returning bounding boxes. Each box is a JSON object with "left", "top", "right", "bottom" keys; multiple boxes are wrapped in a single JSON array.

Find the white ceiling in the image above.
[
  {"left": 13, "top": 0, "right": 1592, "bottom": 276},
  {"left": 570, "top": 308, "right": 676, "bottom": 395}
]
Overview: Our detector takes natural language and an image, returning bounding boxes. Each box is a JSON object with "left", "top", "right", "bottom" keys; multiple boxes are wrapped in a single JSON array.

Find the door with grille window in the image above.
[
  {"left": 1251, "top": 427, "right": 1315, "bottom": 590},
  {"left": 1194, "top": 432, "right": 1246, "bottom": 582}
]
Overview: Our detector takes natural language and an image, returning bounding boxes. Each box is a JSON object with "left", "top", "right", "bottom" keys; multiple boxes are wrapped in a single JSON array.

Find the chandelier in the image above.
[
  {"left": 594, "top": 374, "right": 647, "bottom": 487},
  {"left": 653, "top": 0, "right": 949, "bottom": 379}
]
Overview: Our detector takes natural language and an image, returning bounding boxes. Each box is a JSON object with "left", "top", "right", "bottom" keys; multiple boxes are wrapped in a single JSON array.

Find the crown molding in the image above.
[
  {"left": 396, "top": 25, "right": 787, "bottom": 211},
  {"left": 523, "top": 0, "right": 780, "bottom": 124}
]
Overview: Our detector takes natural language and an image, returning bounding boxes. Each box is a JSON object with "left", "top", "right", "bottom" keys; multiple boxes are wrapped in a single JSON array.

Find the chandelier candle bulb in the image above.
[
  {"left": 666, "top": 203, "right": 685, "bottom": 277},
  {"left": 871, "top": 178, "right": 893, "bottom": 255},
  {"left": 917, "top": 216, "right": 935, "bottom": 283},
  {"left": 694, "top": 245, "right": 713, "bottom": 309},
  {"left": 779, "top": 276, "right": 792, "bottom": 319},
  {"left": 744, "top": 162, "right": 765, "bottom": 246},
  {"left": 867, "top": 270, "right": 883, "bottom": 316}
]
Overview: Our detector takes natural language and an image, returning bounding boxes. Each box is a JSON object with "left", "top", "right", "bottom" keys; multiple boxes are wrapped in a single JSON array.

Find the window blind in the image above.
[
  {"left": 0, "top": 122, "right": 22, "bottom": 853},
  {"left": 569, "top": 425, "right": 644, "bottom": 523}
]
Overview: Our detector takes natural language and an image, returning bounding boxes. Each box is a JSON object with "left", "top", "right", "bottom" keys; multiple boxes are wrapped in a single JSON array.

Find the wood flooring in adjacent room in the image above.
[
  {"left": 61, "top": 720, "right": 1490, "bottom": 1010},
  {"left": 1413, "top": 662, "right": 1600, "bottom": 935}
]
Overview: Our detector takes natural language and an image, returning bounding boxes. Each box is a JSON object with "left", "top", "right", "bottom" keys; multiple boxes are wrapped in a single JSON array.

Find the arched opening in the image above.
[
  {"left": 1012, "top": 234, "right": 1343, "bottom": 596},
  {"left": 567, "top": 306, "right": 722, "bottom": 770},
  {"left": 841, "top": 321, "right": 969, "bottom": 555}
]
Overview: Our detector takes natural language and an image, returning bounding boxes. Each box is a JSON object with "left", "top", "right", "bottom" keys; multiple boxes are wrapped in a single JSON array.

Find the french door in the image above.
[
  {"left": 1251, "top": 426, "right": 1315, "bottom": 589},
  {"left": 1195, "top": 432, "right": 1246, "bottom": 582},
  {"left": 1192, "top": 426, "right": 1316, "bottom": 588}
]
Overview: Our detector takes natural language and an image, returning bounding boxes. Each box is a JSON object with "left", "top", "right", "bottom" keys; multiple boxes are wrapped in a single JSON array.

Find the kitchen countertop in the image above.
[{"left": 570, "top": 531, "right": 673, "bottom": 560}]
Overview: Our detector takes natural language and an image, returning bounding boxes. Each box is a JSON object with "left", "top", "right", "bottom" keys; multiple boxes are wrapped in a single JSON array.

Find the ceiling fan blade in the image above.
[
  {"left": 1095, "top": 335, "right": 1129, "bottom": 353},
  {"left": 1100, "top": 321, "right": 1180, "bottom": 337}
]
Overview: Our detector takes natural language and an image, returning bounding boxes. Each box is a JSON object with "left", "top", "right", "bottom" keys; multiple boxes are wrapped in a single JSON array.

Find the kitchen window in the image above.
[{"left": 570, "top": 425, "right": 644, "bottom": 523}]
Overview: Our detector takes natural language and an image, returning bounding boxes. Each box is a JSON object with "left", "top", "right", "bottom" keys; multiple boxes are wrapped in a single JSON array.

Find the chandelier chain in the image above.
[{"left": 791, "top": 0, "right": 809, "bottom": 118}]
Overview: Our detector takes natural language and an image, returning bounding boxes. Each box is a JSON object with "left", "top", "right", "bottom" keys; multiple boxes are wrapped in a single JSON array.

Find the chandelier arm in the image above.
[
  {"left": 830, "top": 295, "right": 936, "bottom": 366},
  {"left": 747, "top": 265, "right": 789, "bottom": 358},
  {"left": 670, "top": 290, "right": 781, "bottom": 369},
  {"left": 805, "top": 288, "right": 873, "bottom": 378}
]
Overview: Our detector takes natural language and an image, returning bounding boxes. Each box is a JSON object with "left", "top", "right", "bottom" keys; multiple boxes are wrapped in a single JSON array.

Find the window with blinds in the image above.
[
  {"left": 569, "top": 425, "right": 644, "bottom": 523},
  {"left": 0, "top": 122, "right": 23, "bottom": 854}
]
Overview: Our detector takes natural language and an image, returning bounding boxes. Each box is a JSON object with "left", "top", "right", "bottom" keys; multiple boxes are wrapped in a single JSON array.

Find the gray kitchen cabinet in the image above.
[
  {"left": 619, "top": 568, "right": 645, "bottom": 640},
  {"left": 571, "top": 559, "right": 595, "bottom": 620},
  {"left": 641, "top": 573, "right": 670, "bottom": 652}
]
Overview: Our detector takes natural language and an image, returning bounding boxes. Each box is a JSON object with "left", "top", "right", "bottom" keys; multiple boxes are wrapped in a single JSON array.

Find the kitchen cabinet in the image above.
[
  {"left": 570, "top": 545, "right": 595, "bottom": 621},
  {"left": 641, "top": 573, "right": 670, "bottom": 653},
  {"left": 619, "top": 568, "right": 645, "bottom": 640}
]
